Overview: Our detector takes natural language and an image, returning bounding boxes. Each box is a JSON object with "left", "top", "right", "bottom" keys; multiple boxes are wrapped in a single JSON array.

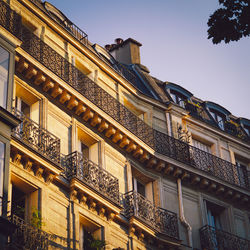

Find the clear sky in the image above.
[{"left": 48, "top": 0, "right": 250, "bottom": 119}]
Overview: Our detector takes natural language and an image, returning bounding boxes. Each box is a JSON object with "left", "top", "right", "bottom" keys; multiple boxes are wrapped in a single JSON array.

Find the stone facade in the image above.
[{"left": 0, "top": 0, "right": 249, "bottom": 249}]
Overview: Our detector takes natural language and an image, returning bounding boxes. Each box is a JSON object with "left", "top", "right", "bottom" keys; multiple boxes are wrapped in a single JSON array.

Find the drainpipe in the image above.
[{"left": 177, "top": 178, "right": 193, "bottom": 248}]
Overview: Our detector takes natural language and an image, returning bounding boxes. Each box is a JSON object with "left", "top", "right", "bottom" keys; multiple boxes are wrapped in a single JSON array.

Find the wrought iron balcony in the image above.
[
  {"left": 65, "top": 151, "right": 120, "bottom": 205},
  {"left": 12, "top": 108, "right": 61, "bottom": 165},
  {"left": 123, "top": 191, "right": 179, "bottom": 239},
  {"left": 154, "top": 129, "right": 249, "bottom": 189},
  {"left": 1, "top": 0, "right": 249, "bottom": 190},
  {"left": 28, "top": 0, "right": 88, "bottom": 45},
  {"left": 8, "top": 214, "right": 49, "bottom": 250},
  {"left": 200, "top": 225, "right": 250, "bottom": 250}
]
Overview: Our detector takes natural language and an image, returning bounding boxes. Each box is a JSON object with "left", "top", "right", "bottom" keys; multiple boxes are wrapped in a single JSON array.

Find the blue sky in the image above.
[{"left": 48, "top": 0, "right": 250, "bottom": 119}]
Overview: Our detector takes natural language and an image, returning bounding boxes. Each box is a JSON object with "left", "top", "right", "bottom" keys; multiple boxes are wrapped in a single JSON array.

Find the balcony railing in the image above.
[
  {"left": 154, "top": 130, "right": 249, "bottom": 189},
  {"left": 8, "top": 214, "right": 49, "bottom": 250},
  {"left": 28, "top": 0, "right": 88, "bottom": 45},
  {"left": 0, "top": 0, "right": 249, "bottom": 190},
  {"left": 12, "top": 108, "right": 61, "bottom": 165},
  {"left": 65, "top": 151, "right": 120, "bottom": 205},
  {"left": 123, "top": 191, "right": 179, "bottom": 239},
  {"left": 200, "top": 225, "right": 250, "bottom": 250}
]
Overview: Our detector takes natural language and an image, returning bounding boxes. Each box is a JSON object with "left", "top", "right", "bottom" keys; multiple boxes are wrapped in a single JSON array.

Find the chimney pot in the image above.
[
  {"left": 110, "top": 38, "right": 142, "bottom": 65},
  {"left": 105, "top": 44, "right": 111, "bottom": 50},
  {"left": 115, "top": 38, "right": 123, "bottom": 45}
]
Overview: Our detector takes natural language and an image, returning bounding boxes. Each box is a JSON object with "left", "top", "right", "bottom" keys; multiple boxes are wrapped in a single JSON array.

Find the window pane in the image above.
[
  {"left": 0, "top": 46, "right": 9, "bottom": 108},
  {"left": 0, "top": 141, "right": 5, "bottom": 215},
  {"left": 170, "top": 93, "right": 177, "bottom": 103},
  {"left": 192, "top": 138, "right": 211, "bottom": 153}
]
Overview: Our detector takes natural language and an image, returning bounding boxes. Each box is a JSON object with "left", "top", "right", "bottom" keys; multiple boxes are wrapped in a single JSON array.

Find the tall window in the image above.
[
  {"left": 192, "top": 138, "right": 211, "bottom": 154},
  {"left": 0, "top": 46, "right": 9, "bottom": 109},
  {"left": 206, "top": 202, "right": 224, "bottom": 230},
  {"left": 0, "top": 141, "right": 5, "bottom": 215},
  {"left": 133, "top": 177, "right": 146, "bottom": 197},
  {"left": 15, "top": 97, "right": 31, "bottom": 118},
  {"left": 235, "top": 160, "right": 248, "bottom": 188},
  {"left": 79, "top": 218, "right": 102, "bottom": 250},
  {"left": 77, "top": 128, "right": 99, "bottom": 165}
]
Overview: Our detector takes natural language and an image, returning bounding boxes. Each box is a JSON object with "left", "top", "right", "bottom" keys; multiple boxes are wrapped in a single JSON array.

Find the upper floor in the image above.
[
  {"left": 0, "top": 0, "right": 249, "bottom": 249},
  {"left": 0, "top": 0, "right": 248, "bottom": 198}
]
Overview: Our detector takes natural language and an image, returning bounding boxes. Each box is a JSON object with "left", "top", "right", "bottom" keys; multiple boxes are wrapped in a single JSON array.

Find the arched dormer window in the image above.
[
  {"left": 205, "top": 102, "right": 231, "bottom": 131},
  {"left": 239, "top": 118, "right": 250, "bottom": 137},
  {"left": 165, "top": 83, "right": 193, "bottom": 108},
  {"left": 44, "top": 2, "right": 72, "bottom": 28},
  {"left": 92, "top": 44, "right": 118, "bottom": 70}
]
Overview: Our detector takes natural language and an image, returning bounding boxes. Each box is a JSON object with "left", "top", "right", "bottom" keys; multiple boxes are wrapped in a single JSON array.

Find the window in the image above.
[
  {"left": 204, "top": 200, "right": 229, "bottom": 231},
  {"left": 79, "top": 216, "right": 103, "bottom": 250},
  {"left": 209, "top": 109, "right": 226, "bottom": 130},
  {"left": 192, "top": 138, "right": 211, "bottom": 154},
  {"left": 16, "top": 97, "right": 31, "bottom": 118},
  {"left": 15, "top": 84, "right": 40, "bottom": 123},
  {"left": 235, "top": 159, "right": 248, "bottom": 188},
  {"left": 133, "top": 178, "right": 146, "bottom": 197},
  {"left": 170, "top": 90, "right": 186, "bottom": 108},
  {"left": 0, "top": 46, "right": 9, "bottom": 109},
  {"left": 11, "top": 177, "right": 39, "bottom": 223},
  {"left": 79, "top": 142, "right": 89, "bottom": 159},
  {"left": 0, "top": 141, "right": 5, "bottom": 215},
  {"left": 243, "top": 124, "right": 250, "bottom": 137},
  {"left": 206, "top": 201, "right": 224, "bottom": 230},
  {"left": 77, "top": 128, "right": 99, "bottom": 165},
  {"left": 132, "top": 168, "right": 154, "bottom": 202}
]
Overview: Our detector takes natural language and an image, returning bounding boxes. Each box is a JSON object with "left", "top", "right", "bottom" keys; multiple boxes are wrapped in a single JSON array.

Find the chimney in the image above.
[{"left": 109, "top": 38, "right": 142, "bottom": 65}]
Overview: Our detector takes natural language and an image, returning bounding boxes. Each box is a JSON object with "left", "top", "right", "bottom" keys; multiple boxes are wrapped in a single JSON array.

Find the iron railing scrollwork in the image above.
[
  {"left": 0, "top": 1, "right": 22, "bottom": 39},
  {"left": 12, "top": 108, "right": 61, "bottom": 164},
  {"left": 123, "top": 191, "right": 179, "bottom": 239},
  {"left": 0, "top": 0, "right": 249, "bottom": 189},
  {"left": 28, "top": 0, "right": 88, "bottom": 45},
  {"left": 8, "top": 214, "right": 49, "bottom": 250},
  {"left": 200, "top": 225, "right": 250, "bottom": 250},
  {"left": 65, "top": 151, "right": 120, "bottom": 205},
  {"left": 155, "top": 129, "right": 249, "bottom": 189}
]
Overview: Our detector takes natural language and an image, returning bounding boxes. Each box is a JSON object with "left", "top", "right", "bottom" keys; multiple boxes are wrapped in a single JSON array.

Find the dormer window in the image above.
[
  {"left": 209, "top": 109, "right": 226, "bottom": 130},
  {"left": 242, "top": 124, "right": 250, "bottom": 137},
  {"left": 170, "top": 90, "right": 186, "bottom": 108},
  {"left": 239, "top": 118, "right": 250, "bottom": 139},
  {"left": 165, "top": 82, "right": 193, "bottom": 109},
  {"left": 205, "top": 102, "right": 231, "bottom": 132}
]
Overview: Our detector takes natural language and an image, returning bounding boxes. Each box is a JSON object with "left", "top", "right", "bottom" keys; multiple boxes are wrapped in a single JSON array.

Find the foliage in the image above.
[
  {"left": 207, "top": 0, "right": 250, "bottom": 43},
  {"left": 84, "top": 231, "right": 105, "bottom": 250},
  {"left": 30, "top": 207, "right": 45, "bottom": 229},
  {"left": 13, "top": 205, "right": 25, "bottom": 218}
]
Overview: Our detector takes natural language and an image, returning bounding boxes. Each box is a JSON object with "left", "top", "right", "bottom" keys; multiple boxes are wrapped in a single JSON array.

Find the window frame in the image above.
[
  {"left": 170, "top": 90, "right": 187, "bottom": 108},
  {"left": 199, "top": 194, "right": 233, "bottom": 233},
  {"left": 0, "top": 35, "right": 16, "bottom": 112},
  {"left": 209, "top": 108, "right": 226, "bottom": 130},
  {"left": 0, "top": 134, "right": 11, "bottom": 217},
  {"left": 75, "top": 122, "right": 104, "bottom": 167}
]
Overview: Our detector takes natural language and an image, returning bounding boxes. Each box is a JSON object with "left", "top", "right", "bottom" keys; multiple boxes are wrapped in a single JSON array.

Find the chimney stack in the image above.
[{"left": 109, "top": 38, "right": 142, "bottom": 65}]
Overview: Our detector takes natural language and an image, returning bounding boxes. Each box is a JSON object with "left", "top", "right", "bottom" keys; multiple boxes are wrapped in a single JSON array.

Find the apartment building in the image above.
[{"left": 0, "top": 0, "right": 249, "bottom": 249}]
